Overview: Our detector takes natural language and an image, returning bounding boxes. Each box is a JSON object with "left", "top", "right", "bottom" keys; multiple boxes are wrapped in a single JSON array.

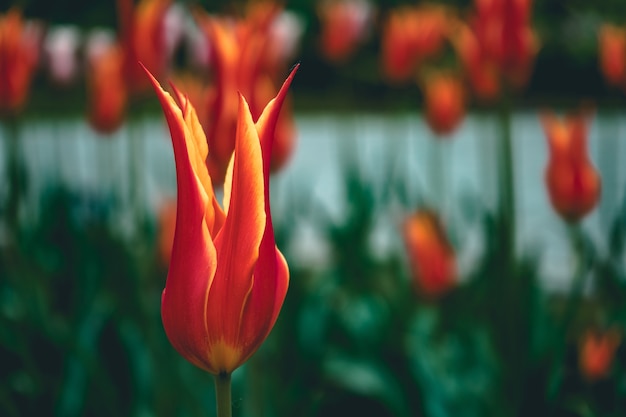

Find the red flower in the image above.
[
  {"left": 86, "top": 41, "right": 127, "bottom": 134},
  {"left": 403, "top": 210, "right": 456, "bottom": 298},
  {"left": 579, "top": 329, "right": 621, "bottom": 381},
  {"left": 0, "top": 9, "right": 41, "bottom": 115},
  {"left": 452, "top": 0, "right": 538, "bottom": 101},
  {"left": 541, "top": 109, "right": 601, "bottom": 223},
  {"left": 598, "top": 24, "right": 626, "bottom": 89},
  {"left": 117, "top": 0, "right": 171, "bottom": 96},
  {"left": 317, "top": 0, "right": 374, "bottom": 63},
  {"left": 197, "top": 6, "right": 298, "bottom": 184},
  {"left": 381, "top": 5, "right": 451, "bottom": 83},
  {"left": 421, "top": 72, "right": 465, "bottom": 136},
  {"left": 146, "top": 64, "right": 297, "bottom": 374}
]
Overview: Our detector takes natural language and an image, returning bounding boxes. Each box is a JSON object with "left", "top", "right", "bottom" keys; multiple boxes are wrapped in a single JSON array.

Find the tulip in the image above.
[
  {"left": 579, "top": 329, "right": 621, "bottom": 381},
  {"left": 421, "top": 72, "right": 465, "bottom": 136},
  {"left": 381, "top": 5, "right": 450, "bottom": 83},
  {"left": 145, "top": 64, "right": 297, "bottom": 377},
  {"left": 403, "top": 209, "right": 456, "bottom": 298},
  {"left": 541, "top": 110, "right": 601, "bottom": 223},
  {"left": 0, "top": 8, "right": 41, "bottom": 116},
  {"left": 451, "top": 22, "right": 500, "bottom": 101},
  {"left": 452, "top": 0, "right": 538, "bottom": 101},
  {"left": 598, "top": 24, "right": 626, "bottom": 89},
  {"left": 317, "top": 0, "right": 374, "bottom": 63},
  {"left": 197, "top": 7, "right": 298, "bottom": 184},
  {"left": 86, "top": 34, "right": 127, "bottom": 134},
  {"left": 117, "top": 0, "right": 171, "bottom": 96}
]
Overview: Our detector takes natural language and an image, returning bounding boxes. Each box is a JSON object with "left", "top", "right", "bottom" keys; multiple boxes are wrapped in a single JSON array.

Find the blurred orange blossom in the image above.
[
  {"left": 421, "top": 72, "right": 465, "bottom": 136},
  {"left": 196, "top": 4, "right": 299, "bottom": 185},
  {"left": 0, "top": 8, "right": 41, "bottom": 116},
  {"left": 598, "top": 23, "right": 626, "bottom": 90},
  {"left": 579, "top": 328, "right": 621, "bottom": 381},
  {"left": 403, "top": 209, "right": 457, "bottom": 298},
  {"left": 541, "top": 109, "right": 601, "bottom": 223}
]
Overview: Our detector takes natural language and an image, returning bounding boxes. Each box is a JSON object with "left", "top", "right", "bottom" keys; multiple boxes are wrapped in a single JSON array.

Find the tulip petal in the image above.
[
  {"left": 146, "top": 68, "right": 220, "bottom": 373},
  {"left": 206, "top": 94, "right": 266, "bottom": 373},
  {"left": 234, "top": 66, "right": 298, "bottom": 348}
]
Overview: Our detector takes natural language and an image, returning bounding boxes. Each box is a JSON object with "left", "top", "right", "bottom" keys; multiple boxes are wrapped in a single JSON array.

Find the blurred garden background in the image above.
[{"left": 2, "top": 0, "right": 626, "bottom": 416}]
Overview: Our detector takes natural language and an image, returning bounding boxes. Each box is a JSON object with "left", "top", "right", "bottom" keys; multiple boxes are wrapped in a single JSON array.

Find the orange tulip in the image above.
[
  {"left": 381, "top": 5, "right": 450, "bottom": 83},
  {"left": 451, "top": 22, "right": 500, "bottom": 101},
  {"left": 117, "top": 0, "right": 171, "bottom": 96},
  {"left": 86, "top": 42, "right": 127, "bottom": 134},
  {"left": 579, "top": 329, "right": 621, "bottom": 381},
  {"left": 403, "top": 209, "right": 456, "bottom": 298},
  {"left": 317, "top": 0, "right": 374, "bottom": 63},
  {"left": 0, "top": 9, "right": 41, "bottom": 115},
  {"left": 598, "top": 24, "right": 626, "bottom": 89},
  {"left": 421, "top": 72, "right": 465, "bottom": 136},
  {"left": 453, "top": 0, "right": 538, "bottom": 101},
  {"left": 541, "top": 109, "right": 601, "bottom": 223},
  {"left": 197, "top": 7, "right": 298, "bottom": 184},
  {"left": 146, "top": 64, "right": 297, "bottom": 375}
]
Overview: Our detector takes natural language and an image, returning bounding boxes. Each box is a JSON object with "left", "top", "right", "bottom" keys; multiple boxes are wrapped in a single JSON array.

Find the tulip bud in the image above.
[
  {"left": 541, "top": 110, "right": 601, "bottom": 223},
  {"left": 403, "top": 209, "right": 456, "bottom": 298}
]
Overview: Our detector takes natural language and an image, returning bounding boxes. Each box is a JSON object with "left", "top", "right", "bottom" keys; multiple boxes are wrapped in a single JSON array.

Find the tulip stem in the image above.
[
  {"left": 497, "top": 91, "right": 516, "bottom": 266},
  {"left": 214, "top": 372, "right": 232, "bottom": 417}
]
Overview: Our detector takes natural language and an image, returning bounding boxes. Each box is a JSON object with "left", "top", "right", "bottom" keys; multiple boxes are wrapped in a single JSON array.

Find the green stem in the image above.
[
  {"left": 429, "top": 134, "right": 446, "bottom": 212},
  {"left": 498, "top": 93, "right": 515, "bottom": 265},
  {"left": 548, "top": 223, "right": 590, "bottom": 399},
  {"left": 5, "top": 117, "right": 21, "bottom": 234},
  {"left": 214, "top": 372, "right": 232, "bottom": 417}
]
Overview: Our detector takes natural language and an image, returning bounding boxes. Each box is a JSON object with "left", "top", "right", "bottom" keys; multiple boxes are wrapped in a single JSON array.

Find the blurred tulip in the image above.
[
  {"left": 453, "top": 0, "right": 538, "bottom": 101},
  {"left": 317, "top": 0, "right": 374, "bottom": 63},
  {"left": 43, "top": 25, "right": 81, "bottom": 87},
  {"left": 598, "top": 24, "right": 626, "bottom": 89},
  {"left": 451, "top": 22, "right": 500, "bottom": 101},
  {"left": 421, "top": 72, "right": 465, "bottom": 136},
  {"left": 579, "top": 329, "right": 621, "bottom": 381},
  {"left": 86, "top": 31, "right": 127, "bottom": 134},
  {"left": 197, "top": 5, "right": 299, "bottom": 184},
  {"left": 0, "top": 8, "right": 41, "bottom": 116},
  {"left": 381, "top": 5, "right": 450, "bottom": 83},
  {"left": 117, "top": 0, "right": 171, "bottom": 96},
  {"left": 403, "top": 209, "right": 456, "bottom": 298},
  {"left": 541, "top": 109, "right": 601, "bottom": 223},
  {"left": 146, "top": 64, "right": 297, "bottom": 375}
]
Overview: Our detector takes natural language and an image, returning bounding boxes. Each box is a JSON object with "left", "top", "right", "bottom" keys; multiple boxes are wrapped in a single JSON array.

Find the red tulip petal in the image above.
[
  {"left": 206, "top": 93, "right": 266, "bottom": 373},
  {"left": 146, "top": 68, "right": 220, "bottom": 373}
]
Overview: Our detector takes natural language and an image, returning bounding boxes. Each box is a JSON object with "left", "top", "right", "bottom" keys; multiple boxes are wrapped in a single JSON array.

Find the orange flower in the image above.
[
  {"left": 598, "top": 24, "right": 626, "bottom": 89},
  {"left": 317, "top": 0, "right": 374, "bottom": 63},
  {"left": 117, "top": 0, "right": 171, "bottom": 96},
  {"left": 541, "top": 109, "right": 601, "bottom": 223},
  {"left": 579, "top": 329, "right": 621, "bottom": 381},
  {"left": 421, "top": 72, "right": 465, "bottom": 136},
  {"left": 197, "top": 7, "right": 298, "bottom": 184},
  {"left": 453, "top": 0, "right": 538, "bottom": 101},
  {"left": 146, "top": 64, "right": 297, "bottom": 375},
  {"left": 403, "top": 209, "right": 456, "bottom": 298},
  {"left": 381, "top": 5, "right": 450, "bottom": 83},
  {"left": 451, "top": 22, "right": 500, "bottom": 101},
  {"left": 0, "top": 9, "right": 41, "bottom": 115},
  {"left": 86, "top": 40, "right": 127, "bottom": 134}
]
